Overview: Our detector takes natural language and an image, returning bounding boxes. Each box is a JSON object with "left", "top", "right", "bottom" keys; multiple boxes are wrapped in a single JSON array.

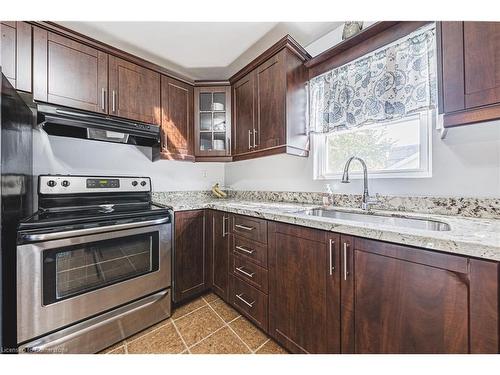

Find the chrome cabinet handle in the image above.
[
  {"left": 235, "top": 245, "right": 254, "bottom": 254},
  {"left": 343, "top": 242, "right": 349, "bottom": 281},
  {"left": 236, "top": 266, "right": 255, "bottom": 278},
  {"left": 112, "top": 90, "right": 116, "bottom": 112},
  {"left": 235, "top": 224, "right": 254, "bottom": 231},
  {"left": 329, "top": 239, "right": 335, "bottom": 275},
  {"left": 101, "top": 88, "right": 106, "bottom": 111},
  {"left": 222, "top": 216, "right": 229, "bottom": 237},
  {"left": 248, "top": 129, "right": 252, "bottom": 149},
  {"left": 236, "top": 293, "right": 255, "bottom": 308},
  {"left": 253, "top": 128, "right": 257, "bottom": 148}
]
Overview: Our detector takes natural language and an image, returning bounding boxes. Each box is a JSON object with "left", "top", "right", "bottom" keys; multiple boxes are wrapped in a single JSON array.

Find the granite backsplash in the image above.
[{"left": 152, "top": 190, "right": 500, "bottom": 219}]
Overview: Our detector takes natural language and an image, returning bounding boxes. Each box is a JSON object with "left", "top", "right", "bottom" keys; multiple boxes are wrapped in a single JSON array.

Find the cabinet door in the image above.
[
  {"left": 256, "top": 51, "right": 286, "bottom": 150},
  {"left": 1, "top": 21, "right": 32, "bottom": 92},
  {"left": 232, "top": 72, "right": 256, "bottom": 155},
  {"left": 341, "top": 237, "right": 499, "bottom": 354},
  {"left": 463, "top": 22, "right": 500, "bottom": 109},
  {"left": 161, "top": 76, "right": 194, "bottom": 160},
  {"left": 211, "top": 210, "right": 230, "bottom": 301},
  {"left": 173, "top": 210, "right": 208, "bottom": 303},
  {"left": 268, "top": 222, "right": 340, "bottom": 353},
  {"left": 33, "top": 28, "right": 108, "bottom": 113},
  {"left": 109, "top": 56, "right": 161, "bottom": 125}
]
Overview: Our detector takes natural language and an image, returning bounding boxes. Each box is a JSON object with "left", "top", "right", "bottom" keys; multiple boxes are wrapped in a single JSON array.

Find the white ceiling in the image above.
[{"left": 57, "top": 22, "right": 343, "bottom": 80}]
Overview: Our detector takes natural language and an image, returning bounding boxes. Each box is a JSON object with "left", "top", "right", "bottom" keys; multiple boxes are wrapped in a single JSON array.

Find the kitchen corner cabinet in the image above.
[
  {"left": 173, "top": 210, "right": 209, "bottom": 303},
  {"left": 1, "top": 21, "right": 32, "bottom": 92},
  {"left": 209, "top": 210, "right": 230, "bottom": 300},
  {"left": 108, "top": 56, "right": 161, "bottom": 125},
  {"left": 161, "top": 76, "right": 194, "bottom": 161},
  {"left": 230, "top": 37, "right": 310, "bottom": 161},
  {"left": 268, "top": 222, "right": 340, "bottom": 353},
  {"left": 438, "top": 21, "right": 500, "bottom": 127},
  {"left": 194, "top": 86, "right": 231, "bottom": 158},
  {"left": 33, "top": 27, "right": 108, "bottom": 113}
]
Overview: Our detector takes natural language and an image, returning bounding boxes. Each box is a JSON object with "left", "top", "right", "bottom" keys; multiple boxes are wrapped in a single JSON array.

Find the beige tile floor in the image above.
[{"left": 100, "top": 292, "right": 288, "bottom": 354}]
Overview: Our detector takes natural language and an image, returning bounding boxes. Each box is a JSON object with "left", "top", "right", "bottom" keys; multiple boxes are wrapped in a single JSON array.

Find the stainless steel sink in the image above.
[{"left": 297, "top": 208, "right": 451, "bottom": 232}]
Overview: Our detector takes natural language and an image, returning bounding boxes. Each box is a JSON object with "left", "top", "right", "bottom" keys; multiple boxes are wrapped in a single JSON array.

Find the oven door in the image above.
[{"left": 17, "top": 218, "right": 171, "bottom": 344}]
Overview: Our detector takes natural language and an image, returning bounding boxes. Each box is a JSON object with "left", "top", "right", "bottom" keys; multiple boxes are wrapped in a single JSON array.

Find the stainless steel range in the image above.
[{"left": 16, "top": 175, "right": 172, "bottom": 353}]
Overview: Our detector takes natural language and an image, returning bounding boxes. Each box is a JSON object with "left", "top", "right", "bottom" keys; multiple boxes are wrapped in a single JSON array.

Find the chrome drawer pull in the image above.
[
  {"left": 236, "top": 293, "right": 255, "bottom": 308},
  {"left": 236, "top": 266, "right": 255, "bottom": 278},
  {"left": 235, "top": 224, "right": 254, "bottom": 231},
  {"left": 235, "top": 245, "right": 254, "bottom": 254}
]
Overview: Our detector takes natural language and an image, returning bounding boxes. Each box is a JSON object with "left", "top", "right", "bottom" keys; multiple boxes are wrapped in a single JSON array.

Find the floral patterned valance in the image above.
[{"left": 309, "top": 25, "right": 437, "bottom": 133}]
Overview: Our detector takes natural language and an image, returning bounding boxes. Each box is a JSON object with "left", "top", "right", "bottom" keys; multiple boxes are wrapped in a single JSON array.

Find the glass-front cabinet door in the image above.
[{"left": 194, "top": 86, "right": 231, "bottom": 157}]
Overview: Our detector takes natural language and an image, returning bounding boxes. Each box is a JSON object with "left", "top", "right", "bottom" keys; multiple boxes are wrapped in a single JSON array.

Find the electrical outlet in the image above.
[{"left": 202, "top": 170, "right": 208, "bottom": 178}]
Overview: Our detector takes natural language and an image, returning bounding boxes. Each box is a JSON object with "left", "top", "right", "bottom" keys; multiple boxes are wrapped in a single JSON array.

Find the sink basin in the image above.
[{"left": 297, "top": 208, "right": 451, "bottom": 232}]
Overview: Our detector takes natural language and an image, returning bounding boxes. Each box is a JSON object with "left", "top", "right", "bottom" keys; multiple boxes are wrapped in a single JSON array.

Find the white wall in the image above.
[
  {"left": 33, "top": 130, "right": 226, "bottom": 192},
  {"left": 225, "top": 120, "right": 500, "bottom": 198}
]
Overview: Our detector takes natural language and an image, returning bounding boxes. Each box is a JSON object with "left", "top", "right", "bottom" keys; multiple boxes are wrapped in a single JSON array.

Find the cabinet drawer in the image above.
[
  {"left": 231, "top": 254, "right": 268, "bottom": 293},
  {"left": 230, "top": 275, "right": 268, "bottom": 332},
  {"left": 231, "top": 215, "right": 267, "bottom": 244},
  {"left": 232, "top": 235, "right": 268, "bottom": 268}
]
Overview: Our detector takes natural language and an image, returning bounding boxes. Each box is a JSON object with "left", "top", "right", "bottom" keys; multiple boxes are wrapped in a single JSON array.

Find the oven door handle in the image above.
[{"left": 20, "top": 216, "right": 170, "bottom": 242}]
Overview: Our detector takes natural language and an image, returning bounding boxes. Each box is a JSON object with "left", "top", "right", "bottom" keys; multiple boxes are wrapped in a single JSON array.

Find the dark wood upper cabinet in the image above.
[
  {"left": 439, "top": 21, "right": 500, "bottom": 127},
  {"left": 173, "top": 210, "right": 209, "bottom": 303},
  {"left": 268, "top": 222, "right": 340, "bottom": 354},
  {"left": 194, "top": 86, "right": 232, "bottom": 159},
  {"left": 210, "top": 210, "right": 230, "bottom": 301},
  {"left": 33, "top": 27, "right": 108, "bottom": 113},
  {"left": 230, "top": 36, "right": 310, "bottom": 161},
  {"left": 255, "top": 52, "right": 286, "bottom": 150},
  {"left": 232, "top": 72, "right": 256, "bottom": 156},
  {"left": 108, "top": 56, "right": 161, "bottom": 125},
  {"left": 161, "top": 75, "right": 194, "bottom": 161},
  {"left": 1, "top": 21, "right": 32, "bottom": 92},
  {"left": 341, "top": 237, "right": 499, "bottom": 354}
]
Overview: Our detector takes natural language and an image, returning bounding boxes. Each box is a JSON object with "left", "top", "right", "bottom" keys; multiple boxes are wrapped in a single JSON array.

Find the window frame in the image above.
[{"left": 312, "top": 110, "right": 434, "bottom": 180}]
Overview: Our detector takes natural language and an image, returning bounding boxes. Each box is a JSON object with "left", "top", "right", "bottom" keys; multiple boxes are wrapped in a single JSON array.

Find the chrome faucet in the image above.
[{"left": 341, "top": 156, "right": 378, "bottom": 211}]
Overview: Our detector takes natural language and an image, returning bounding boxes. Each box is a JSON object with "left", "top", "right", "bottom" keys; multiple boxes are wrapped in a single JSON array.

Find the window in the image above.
[
  {"left": 313, "top": 110, "right": 433, "bottom": 179},
  {"left": 309, "top": 24, "right": 437, "bottom": 180}
]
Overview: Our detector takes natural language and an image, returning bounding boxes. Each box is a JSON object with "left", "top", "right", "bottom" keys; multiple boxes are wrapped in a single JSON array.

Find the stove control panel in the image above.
[{"left": 39, "top": 175, "right": 151, "bottom": 194}]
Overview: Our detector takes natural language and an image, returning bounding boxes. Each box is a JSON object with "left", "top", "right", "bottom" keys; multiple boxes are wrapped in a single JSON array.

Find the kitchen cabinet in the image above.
[
  {"left": 230, "top": 36, "right": 310, "bottom": 161},
  {"left": 210, "top": 210, "right": 230, "bottom": 301},
  {"left": 233, "top": 72, "right": 256, "bottom": 156},
  {"left": 1, "top": 21, "right": 32, "bottom": 92},
  {"left": 33, "top": 27, "right": 108, "bottom": 113},
  {"left": 439, "top": 21, "right": 500, "bottom": 127},
  {"left": 108, "top": 56, "right": 161, "bottom": 125},
  {"left": 341, "top": 236, "right": 499, "bottom": 354},
  {"left": 173, "top": 210, "right": 209, "bottom": 303},
  {"left": 194, "top": 86, "right": 231, "bottom": 158},
  {"left": 268, "top": 222, "right": 340, "bottom": 353},
  {"left": 161, "top": 76, "right": 194, "bottom": 160}
]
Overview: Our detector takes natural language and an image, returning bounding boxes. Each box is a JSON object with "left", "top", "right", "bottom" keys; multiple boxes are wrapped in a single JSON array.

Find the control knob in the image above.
[
  {"left": 61, "top": 180, "right": 70, "bottom": 187},
  {"left": 47, "top": 180, "right": 57, "bottom": 187},
  {"left": 132, "top": 181, "right": 138, "bottom": 187},
  {"left": 140, "top": 181, "right": 147, "bottom": 187}
]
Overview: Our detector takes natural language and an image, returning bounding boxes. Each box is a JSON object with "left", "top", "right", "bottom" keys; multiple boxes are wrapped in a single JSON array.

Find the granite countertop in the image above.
[{"left": 153, "top": 196, "right": 500, "bottom": 262}]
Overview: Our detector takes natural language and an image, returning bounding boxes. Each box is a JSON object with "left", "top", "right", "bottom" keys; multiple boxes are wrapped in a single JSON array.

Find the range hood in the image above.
[{"left": 37, "top": 104, "right": 161, "bottom": 161}]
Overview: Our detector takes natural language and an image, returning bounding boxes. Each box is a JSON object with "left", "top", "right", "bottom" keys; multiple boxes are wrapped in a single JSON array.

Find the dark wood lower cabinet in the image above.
[
  {"left": 341, "top": 237, "right": 499, "bottom": 354},
  {"left": 173, "top": 210, "right": 209, "bottom": 303},
  {"left": 210, "top": 210, "right": 230, "bottom": 301},
  {"left": 268, "top": 222, "right": 340, "bottom": 354},
  {"left": 174, "top": 210, "right": 499, "bottom": 354}
]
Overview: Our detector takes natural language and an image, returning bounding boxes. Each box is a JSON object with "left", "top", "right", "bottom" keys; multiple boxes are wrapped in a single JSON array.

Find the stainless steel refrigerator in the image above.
[{"left": 0, "top": 74, "right": 33, "bottom": 352}]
